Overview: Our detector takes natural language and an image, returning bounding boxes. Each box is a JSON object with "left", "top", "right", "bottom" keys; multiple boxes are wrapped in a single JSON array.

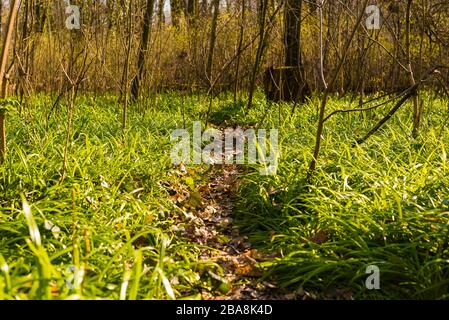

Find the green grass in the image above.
[
  {"left": 0, "top": 90, "right": 448, "bottom": 299},
  {"left": 233, "top": 92, "right": 449, "bottom": 299},
  {"left": 0, "top": 93, "right": 222, "bottom": 299}
]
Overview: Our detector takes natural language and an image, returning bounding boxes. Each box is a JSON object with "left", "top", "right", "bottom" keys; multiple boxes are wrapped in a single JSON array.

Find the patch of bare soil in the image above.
[
  {"left": 162, "top": 127, "right": 320, "bottom": 299},
  {"left": 182, "top": 164, "right": 298, "bottom": 300}
]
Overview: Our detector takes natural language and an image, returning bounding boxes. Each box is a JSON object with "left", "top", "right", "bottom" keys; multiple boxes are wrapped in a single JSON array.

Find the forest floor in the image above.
[
  {"left": 1, "top": 92, "right": 449, "bottom": 299},
  {"left": 162, "top": 124, "right": 284, "bottom": 299},
  {"left": 186, "top": 164, "right": 283, "bottom": 299},
  {"left": 177, "top": 123, "right": 318, "bottom": 300}
]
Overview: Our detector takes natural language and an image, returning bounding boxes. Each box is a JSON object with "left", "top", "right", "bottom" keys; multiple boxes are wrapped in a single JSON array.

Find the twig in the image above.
[
  {"left": 323, "top": 90, "right": 409, "bottom": 123},
  {"left": 355, "top": 66, "right": 444, "bottom": 145}
]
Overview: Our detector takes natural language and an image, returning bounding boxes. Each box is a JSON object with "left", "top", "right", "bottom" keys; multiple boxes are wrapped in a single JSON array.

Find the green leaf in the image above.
[{"left": 184, "top": 176, "right": 195, "bottom": 190}]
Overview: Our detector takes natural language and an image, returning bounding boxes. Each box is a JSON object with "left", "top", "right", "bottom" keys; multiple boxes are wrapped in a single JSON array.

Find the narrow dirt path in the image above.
[
  {"left": 164, "top": 125, "right": 344, "bottom": 300},
  {"left": 184, "top": 164, "right": 291, "bottom": 300},
  {"left": 164, "top": 125, "right": 301, "bottom": 299}
]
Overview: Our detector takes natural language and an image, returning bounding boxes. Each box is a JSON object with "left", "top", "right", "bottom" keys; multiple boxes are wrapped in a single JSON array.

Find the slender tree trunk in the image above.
[
  {"left": 34, "top": 0, "right": 47, "bottom": 32},
  {"left": 122, "top": 0, "right": 133, "bottom": 129},
  {"left": 17, "top": 0, "right": 31, "bottom": 102},
  {"left": 187, "top": 0, "right": 198, "bottom": 90},
  {"left": 406, "top": 0, "right": 421, "bottom": 137},
  {"left": 204, "top": 0, "right": 220, "bottom": 127},
  {"left": 158, "top": 0, "right": 166, "bottom": 25},
  {"left": 284, "top": 0, "right": 307, "bottom": 102},
  {"left": 0, "top": 0, "right": 3, "bottom": 40},
  {"left": 206, "top": 0, "right": 220, "bottom": 86},
  {"left": 200, "top": 0, "right": 208, "bottom": 15},
  {"left": 131, "top": 0, "right": 155, "bottom": 101},
  {"left": 186, "top": 0, "right": 198, "bottom": 26},
  {"left": 0, "top": 0, "right": 20, "bottom": 164},
  {"left": 170, "top": 0, "right": 182, "bottom": 28},
  {"left": 233, "top": 0, "right": 246, "bottom": 103},
  {"left": 309, "top": 0, "right": 369, "bottom": 176},
  {"left": 247, "top": 0, "right": 269, "bottom": 110}
]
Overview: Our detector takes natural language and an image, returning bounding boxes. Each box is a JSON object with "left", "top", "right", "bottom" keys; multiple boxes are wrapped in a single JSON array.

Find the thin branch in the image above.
[
  {"left": 356, "top": 66, "right": 444, "bottom": 145},
  {"left": 323, "top": 90, "right": 409, "bottom": 123}
]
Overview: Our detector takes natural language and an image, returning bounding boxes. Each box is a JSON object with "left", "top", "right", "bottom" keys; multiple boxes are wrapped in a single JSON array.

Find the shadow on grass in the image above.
[{"left": 208, "top": 100, "right": 247, "bottom": 127}]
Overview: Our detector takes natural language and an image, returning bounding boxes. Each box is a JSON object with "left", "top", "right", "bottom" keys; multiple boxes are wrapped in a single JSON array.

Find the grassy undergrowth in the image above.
[
  {"left": 0, "top": 93, "right": 224, "bottom": 299},
  {"left": 1, "top": 91, "right": 448, "bottom": 299},
  {"left": 233, "top": 92, "right": 449, "bottom": 299}
]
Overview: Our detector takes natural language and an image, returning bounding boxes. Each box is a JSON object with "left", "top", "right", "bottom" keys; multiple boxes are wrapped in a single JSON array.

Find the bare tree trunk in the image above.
[
  {"left": 34, "top": 0, "right": 47, "bottom": 33},
  {"left": 122, "top": 0, "right": 133, "bottom": 129},
  {"left": 170, "top": 0, "right": 182, "bottom": 28},
  {"left": 186, "top": 0, "right": 199, "bottom": 90},
  {"left": 186, "top": 0, "right": 198, "bottom": 26},
  {"left": 17, "top": 0, "right": 32, "bottom": 102},
  {"left": 0, "top": 0, "right": 20, "bottom": 165},
  {"left": 247, "top": 0, "right": 269, "bottom": 110},
  {"left": 206, "top": 0, "right": 220, "bottom": 86},
  {"left": 309, "top": 0, "right": 369, "bottom": 176},
  {"left": 200, "top": 0, "right": 208, "bottom": 15},
  {"left": 0, "top": 0, "right": 3, "bottom": 40},
  {"left": 233, "top": 0, "right": 246, "bottom": 103},
  {"left": 406, "top": 0, "right": 421, "bottom": 137},
  {"left": 283, "top": 0, "right": 308, "bottom": 102},
  {"left": 158, "top": 0, "right": 166, "bottom": 25},
  {"left": 203, "top": 0, "right": 220, "bottom": 127},
  {"left": 60, "top": 33, "right": 90, "bottom": 181},
  {"left": 131, "top": 0, "right": 155, "bottom": 101}
]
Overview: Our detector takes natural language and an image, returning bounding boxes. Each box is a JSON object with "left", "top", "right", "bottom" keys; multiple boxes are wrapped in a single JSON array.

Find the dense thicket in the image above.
[{"left": 3, "top": 0, "right": 448, "bottom": 97}]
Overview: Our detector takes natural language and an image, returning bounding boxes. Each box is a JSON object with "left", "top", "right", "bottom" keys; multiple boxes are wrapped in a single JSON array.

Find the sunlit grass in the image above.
[
  {"left": 234, "top": 92, "right": 449, "bottom": 299},
  {"left": 1, "top": 91, "right": 448, "bottom": 299},
  {"left": 0, "top": 93, "right": 215, "bottom": 299}
]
